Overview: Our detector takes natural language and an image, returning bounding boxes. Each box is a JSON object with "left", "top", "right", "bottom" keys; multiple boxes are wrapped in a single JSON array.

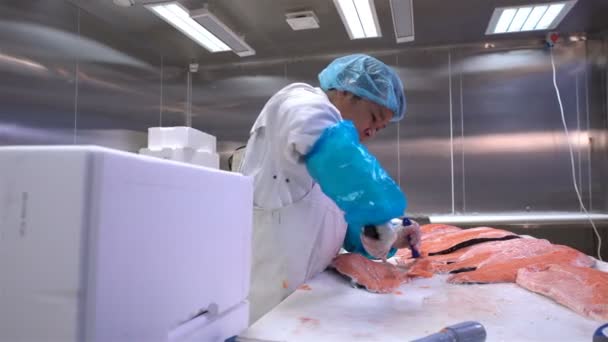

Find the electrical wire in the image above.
[{"left": 550, "top": 48, "right": 603, "bottom": 261}]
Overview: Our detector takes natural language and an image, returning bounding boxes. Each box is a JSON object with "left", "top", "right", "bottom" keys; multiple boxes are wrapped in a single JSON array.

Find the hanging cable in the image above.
[{"left": 550, "top": 48, "right": 603, "bottom": 261}]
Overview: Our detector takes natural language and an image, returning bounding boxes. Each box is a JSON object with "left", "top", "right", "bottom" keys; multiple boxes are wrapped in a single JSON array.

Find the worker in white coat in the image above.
[{"left": 238, "top": 54, "right": 421, "bottom": 323}]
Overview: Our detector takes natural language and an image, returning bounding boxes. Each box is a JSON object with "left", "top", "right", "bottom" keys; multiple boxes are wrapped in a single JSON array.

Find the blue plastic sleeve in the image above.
[{"left": 305, "top": 120, "right": 406, "bottom": 258}]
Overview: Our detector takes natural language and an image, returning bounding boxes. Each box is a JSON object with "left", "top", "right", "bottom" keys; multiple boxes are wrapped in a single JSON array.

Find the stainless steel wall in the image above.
[
  {"left": 0, "top": 0, "right": 189, "bottom": 152},
  {"left": 455, "top": 45, "right": 593, "bottom": 214},
  {"left": 192, "top": 44, "right": 608, "bottom": 215},
  {"left": 587, "top": 38, "right": 608, "bottom": 213},
  {"left": 1, "top": 1, "right": 606, "bottom": 216}
]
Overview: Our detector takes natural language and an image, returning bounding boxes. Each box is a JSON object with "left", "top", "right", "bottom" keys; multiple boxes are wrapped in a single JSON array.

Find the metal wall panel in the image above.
[
  {"left": 75, "top": 8, "right": 157, "bottom": 150},
  {"left": 0, "top": 0, "right": 161, "bottom": 152},
  {"left": 191, "top": 63, "right": 294, "bottom": 169},
  {"left": 456, "top": 44, "right": 596, "bottom": 212},
  {"left": 587, "top": 39, "right": 608, "bottom": 212},
  {"left": 394, "top": 50, "right": 453, "bottom": 214},
  {"left": 0, "top": 1, "right": 79, "bottom": 145},
  {"left": 192, "top": 64, "right": 292, "bottom": 142}
]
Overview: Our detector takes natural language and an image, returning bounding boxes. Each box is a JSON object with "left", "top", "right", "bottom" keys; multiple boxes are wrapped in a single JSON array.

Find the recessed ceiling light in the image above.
[
  {"left": 506, "top": 7, "right": 532, "bottom": 32},
  {"left": 333, "top": 0, "right": 381, "bottom": 39},
  {"left": 486, "top": 1, "right": 577, "bottom": 35},
  {"left": 146, "top": 2, "right": 254, "bottom": 57}
]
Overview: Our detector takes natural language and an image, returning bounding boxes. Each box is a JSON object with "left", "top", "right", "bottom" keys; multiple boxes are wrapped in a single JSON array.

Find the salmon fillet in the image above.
[
  {"left": 434, "top": 238, "right": 554, "bottom": 274},
  {"left": 396, "top": 224, "right": 463, "bottom": 260},
  {"left": 395, "top": 248, "right": 414, "bottom": 261},
  {"left": 448, "top": 244, "right": 595, "bottom": 284},
  {"left": 395, "top": 226, "right": 516, "bottom": 265},
  {"left": 397, "top": 242, "right": 511, "bottom": 275},
  {"left": 422, "top": 227, "right": 519, "bottom": 256},
  {"left": 331, "top": 253, "right": 432, "bottom": 293},
  {"left": 396, "top": 245, "right": 478, "bottom": 266},
  {"left": 516, "top": 264, "right": 608, "bottom": 321},
  {"left": 420, "top": 224, "right": 462, "bottom": 236},
  {"left": 332, "top": 253, "right": 409, "bottom": 293},
  {"left": 405, "top": 258, "right": 435, "bottom": 278}
]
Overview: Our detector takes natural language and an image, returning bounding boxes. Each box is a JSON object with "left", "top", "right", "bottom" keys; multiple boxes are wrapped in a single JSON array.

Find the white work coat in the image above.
[{"left": 239, "top": 83, "right": 348, "bottom": 323}]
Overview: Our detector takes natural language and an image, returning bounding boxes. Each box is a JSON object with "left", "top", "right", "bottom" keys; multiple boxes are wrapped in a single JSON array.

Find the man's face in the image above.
[{"left": 331, "top": 91, "right": 394, "bottom": 141}]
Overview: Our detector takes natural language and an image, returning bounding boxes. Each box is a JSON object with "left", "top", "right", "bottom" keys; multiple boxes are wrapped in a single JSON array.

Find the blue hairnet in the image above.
[{"left": 318, "top": 54, "right": 406, "bottom": 122}]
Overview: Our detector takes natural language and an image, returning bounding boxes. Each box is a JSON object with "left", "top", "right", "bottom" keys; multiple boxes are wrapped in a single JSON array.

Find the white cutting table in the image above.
[{"left": 241, "top": 259, "right": 608, "bottom": 342}]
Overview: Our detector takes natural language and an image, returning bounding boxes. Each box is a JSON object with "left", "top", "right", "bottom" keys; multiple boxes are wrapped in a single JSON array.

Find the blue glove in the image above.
[{"left": 305, "top": 120, "right": 407, "bottom": 258}]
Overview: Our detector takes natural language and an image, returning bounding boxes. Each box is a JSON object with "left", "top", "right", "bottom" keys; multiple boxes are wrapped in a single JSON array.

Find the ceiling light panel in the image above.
[
  {"left": 147, "top": 2, "right": 229, "bottom": 52},
  {"left": 521, "top": 6, "right": 549, "bottom": 31},
  {"left": 486, "top": 1, "right": 577, "bottom": 35},
  {"left": 146, "top": 2, "right": 254, "bottom": 57},
  {"left": 190, "top": 9, "right": 255, "bottom": 57},
  {"left": 535, "top": 3, "right": 566, "bottom": 30},
  {"left": 334, "top": 0, "right": 382, "bottom": 39},
  {"left": 507, "top": 7, "right": 532, "bottom": 32}
]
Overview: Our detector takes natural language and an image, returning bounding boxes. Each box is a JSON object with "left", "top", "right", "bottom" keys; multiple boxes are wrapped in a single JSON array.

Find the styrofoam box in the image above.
[
  {"left": 148, "top": 127, "right": 217, "bottom": 152},
  {"left": 0, "top": 146, "right": 253, "bottom": 342},
  {"left": 140, "top": 147, "right": 220, "bottom": 169},
  {"left": 192, "top": 151, "right": 220, "bottom": 169}
]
